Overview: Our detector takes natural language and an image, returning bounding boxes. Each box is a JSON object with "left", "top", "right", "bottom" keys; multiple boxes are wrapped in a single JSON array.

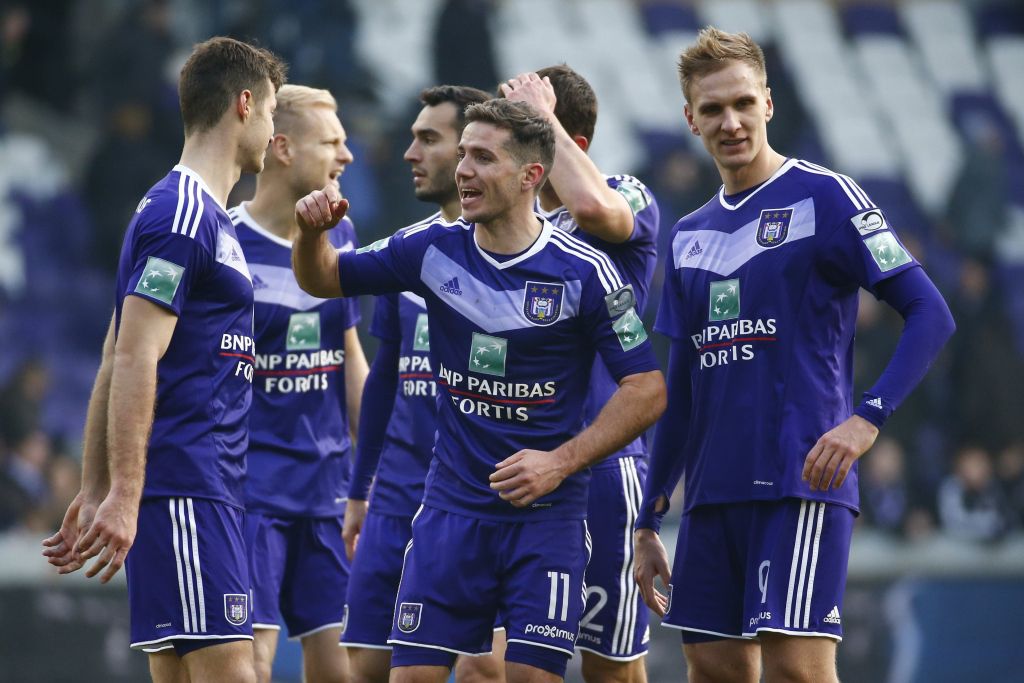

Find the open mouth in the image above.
[{"left": 461, "top": 188, "right": 482, "bottom": 201}]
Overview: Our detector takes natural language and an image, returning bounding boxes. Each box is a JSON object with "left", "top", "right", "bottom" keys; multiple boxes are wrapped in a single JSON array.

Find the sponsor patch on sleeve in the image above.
[
  {"left": 613, "top": 308, "right": 648, "bottom": 351},
  {"left": 355, "top": 236, "right": 389, "bottom": 254},
  {"left": 864, "top": 232, "right": 912, "bottom": 272},
  {"left": 134, "top": 256, "right": 184, "bottom": 305},
  {"left": 614, "top": 177, "right": 652, "bottom": 214},
  {"left": 851, "top": 209, "right": 887, "bottom": 235}
]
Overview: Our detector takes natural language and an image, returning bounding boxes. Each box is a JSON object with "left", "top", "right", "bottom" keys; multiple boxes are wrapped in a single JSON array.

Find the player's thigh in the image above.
[
  {"left": 682, "top": 639, "right": 761, "bottom": 683},
  {"left": 579, "top": 650, "right": 647, "bottom": 683},
  {"left": 389, "top": 665, "right": 450, "bottom": 683},
  {"left": 455, "top": 629, "right": 506, "bottom": 683},
  {"left": 181, "top": 639, "right": 256, "bottom": 683},
  {"left": 252, "top": 629, "right": 279, "bottom": 683},
  {"left": 504, "top": 661, "right": 561, "bottom": 683},
  {"left": 245, "top": 512, "right": 289, "bottom": 632},
  {"left": 758, "top": 632, "right": 838, "bottom": 683},
  {"left": 148, "top": 650, "right": 188, "bottom": 683},
  {"left": 301, "top": 626, "right": 348, "bottom": 683},
  {"left": 348, "top": 646, "right": 393, "bottom": 683},
  {"left": 343, "top": 512, "right": 413, "bottom": 649},
  {"left": 280, "top": 516, "right": 349, "bottom": 639},
  {"left": 579, "top": 459, "right": 649, "bottom": 661}
]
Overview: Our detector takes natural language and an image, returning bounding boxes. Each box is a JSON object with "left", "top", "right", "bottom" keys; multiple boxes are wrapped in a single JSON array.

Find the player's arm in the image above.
[
  {"left": 803, "top": 267, "right": 955, "bottom": 491},
  {"left": 42, "top": 313, "right": 116, "bottom": 572},
  {"left": 344, "top": 336, "right": 401, "bottom": 559},
  {"left": 76, "top": 296, "right": 177, "bottom": 583},
  {"left": 343, "top": 326, "right": 369, "bottom": 443},
  {"left": 502, "top": 73, "right": 635, "bottom": 243},
  {"left": 634, "top": 342, "right": 691, "bottom": 615},
  {"left": 293, "top": 184, "right": 350, "bottom": 297},
  {"left": 490, "top": 368, "right": 666, "bottom": 506}
]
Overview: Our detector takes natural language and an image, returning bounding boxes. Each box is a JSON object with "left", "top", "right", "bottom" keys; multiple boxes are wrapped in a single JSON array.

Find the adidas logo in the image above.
[
  {"left": 252, "top": 274, "right": 268, "bottom": 290},
  {"left": 823, "top": 606, "right": 841, "bottom": 624},
  {"left": 866, "top": 397, "right": 884, "bottom": 410},
  {"left": 686, "top": 240, "right": 703, "bottom": 259},
  {"left": 439, "top": 276, "right": 463, "bottom": 296}
]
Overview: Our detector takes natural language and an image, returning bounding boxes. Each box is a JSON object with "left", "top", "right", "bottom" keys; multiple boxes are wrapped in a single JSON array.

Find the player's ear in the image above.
[
  {"left": 237, "top": 89, "right": 254, "bottom": 121},
  {"left": 268, "top": 133, "right": 291, "bottom": 165},
  {"left": 572, "top": 134, "right": 589, "bottom": 153},
  {"left": 684, "top": 104, "right": 700, "bottom": 136},
  {"left": 522, "top": 162, "right": 546, "bottom": 191},
  {"left": 765, "top": 86, "right": 774, "bottom": 122}
]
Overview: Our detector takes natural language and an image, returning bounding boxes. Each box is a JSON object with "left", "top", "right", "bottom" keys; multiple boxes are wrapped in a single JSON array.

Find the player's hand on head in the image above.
[
  {"left": 500, "top": 72, "right": 557, "bottom": 119},
  {"left": 42, "top": 491, "right": 100, "bottom": 574},
  {"left": 75, "top": 493, "right": 138, "bottom": 583},
  {"left": 802, "top": 414, "right": 879, "bottom": 492},
  {"left": 489, "top": 449, "right": 567, "bottom": 507},
  {"left": 295, "top": 184, "right": 349, "bottom": 235},
  {"left": 633, "top": 528, "right": 671, "bottom": 616},
  {"left": 342, "top": 498, "right": 368, "bottom": 561}
]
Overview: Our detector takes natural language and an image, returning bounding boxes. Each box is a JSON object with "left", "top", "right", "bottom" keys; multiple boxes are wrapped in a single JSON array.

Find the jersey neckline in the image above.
[
  {"left": 473, "top": 216, "right": 554, "bottom": 270},
  {"left": 172, "top": 164, "right": 225, "bottom": 210},
  {"left": 717, "top": 158, "right": 797, "bottom": 211}
]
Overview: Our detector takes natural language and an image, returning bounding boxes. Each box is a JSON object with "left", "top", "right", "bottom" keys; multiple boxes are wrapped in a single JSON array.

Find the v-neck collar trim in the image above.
[
  {"left": 473, "top": 216, "right": 552, "bottom": 270},
  {"left": 717, "top": 158, "right": 797, "bottom": 211}
]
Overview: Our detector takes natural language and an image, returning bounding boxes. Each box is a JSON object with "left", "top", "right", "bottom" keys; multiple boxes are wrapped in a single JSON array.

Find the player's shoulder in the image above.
[
  {"left": 134, "top": 165, "right": 225, "bottom": 247},
  {"left": 398, "top": 212, "right": 470, "bottom": 239},
  {"left": 788, "top": 159, "right": 877, "bottom": 216},
  {"left": 606, "top": 173, "right": 656, "bottom": 213},
  {"left": 545, "top": 220, "right": 626, "bottom": 295}
]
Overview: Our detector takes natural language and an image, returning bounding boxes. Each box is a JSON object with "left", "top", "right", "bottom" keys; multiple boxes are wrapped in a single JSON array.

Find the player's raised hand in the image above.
[
  {"left": 500, "top": 73, "right": 557, "bottom": 119},
  {"left": 74, "top": 493, "right": 138, "bottom": 583},
  {"left": 41, "top": 491, "right": 100, "bottom": 574},
  {"left": 489, "top": 449, "right": 568, "bottom": 507},
  {"left": 633, "top": 528, "right": 671, "bottom": 616},
  {"left": 802, "top": 414, "right": 879, "bottom": 491},
  {"left": 295, "top": 183, "right": 349, "bottom": 235},
  {"left": 342, "top": 498, "right": 368, "bottom": 561}
]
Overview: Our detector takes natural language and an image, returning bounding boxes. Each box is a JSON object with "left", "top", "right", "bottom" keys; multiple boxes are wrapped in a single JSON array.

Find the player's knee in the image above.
[
  {"left": 684, "top": 646, "right": 758, "bottom": 683},
  {"left": 454, "top": 655, "right": 504, "bottom": 683},
  {"left": 580, "top": 652, "right": 645, "bottom": 683},
  {"left": 762, "top": 657, "right": 837, "bottom": 683},
  {"left": 253, "top": 658, "right": 273, "bottom": 683}
]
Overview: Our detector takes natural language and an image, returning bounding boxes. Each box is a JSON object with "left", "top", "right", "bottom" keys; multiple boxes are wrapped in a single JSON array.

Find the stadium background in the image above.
[{"left": 0, "top": 0, "right": 1022, "bottom": 680}]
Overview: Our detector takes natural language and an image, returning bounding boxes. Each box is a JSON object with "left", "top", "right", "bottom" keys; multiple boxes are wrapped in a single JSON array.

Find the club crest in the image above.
[
  {"left": 224, "top": 594, "right": 248, "bottom": 626},
  {"left": 756, "top": 208, "right": 793, "bottom": 248},
  {"left": 523, "top": 281, "right": 564, "bottom": 326},
  {"left": 397, "top": 602, "right": 422, "bottom": 633}
]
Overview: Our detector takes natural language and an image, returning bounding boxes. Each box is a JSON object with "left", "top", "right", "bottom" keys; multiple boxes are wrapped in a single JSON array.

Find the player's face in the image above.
[
  {"left": 241, "top": 79, "right": 277, "bottom": 174},
  {"left": 289, "top": 107, "right": 354, "bottom": 195},
  {"left": 685, "top": 61, "right": 773, "bottom": 173},
  {"left": 455, "top": 122, "right": 526, "bottom": 224},
  {"left": 404, "top": 102, "right": 460, "bottom": 206}
]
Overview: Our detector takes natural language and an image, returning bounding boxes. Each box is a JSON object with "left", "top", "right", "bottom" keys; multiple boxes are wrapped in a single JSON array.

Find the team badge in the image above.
[
  {"left": 397, "top": 602, "right": 422, "bottom": 633},
  {"left": 134, "top": 256, "right": 184, "bottom": 305},
  {"left": 224, "top": 594, "right": 248, "bottom": 626},
  {"left": 709, "top": 279, "right": 740, "bottom": 322},
  {"left": 286, "top": 312, "right": 321, "bottom": 351},
  {"left": 469, "top": 333, "right": 508, "bottom": 377},
  {"left": 413, "top": 313, "right": 431, "bottom": 351},
  {"left": 523, "top": 281, "right": 564, "bottom": 326},
  {"left": 756, "top": 208, "right": 793, "bottom": 248}
]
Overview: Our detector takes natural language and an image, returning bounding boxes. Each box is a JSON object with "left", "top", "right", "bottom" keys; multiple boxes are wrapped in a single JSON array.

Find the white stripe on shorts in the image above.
[
  {"left": 785, "top": 501, "right": 824, "bottom": 629},
  {"left": 169, "top": 499, "right": 190, "bottom": 632},
  {"left": 185, "top": 498, "right": 207, "bottom": 632}
]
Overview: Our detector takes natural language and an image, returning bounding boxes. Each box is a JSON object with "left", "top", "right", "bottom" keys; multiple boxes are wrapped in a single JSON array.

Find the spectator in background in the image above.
[
  {"left": 943, "top": 115, "right": 1009, "bottom": 260},
  {"left": 996, "top": 442, "right": 1024, "bottom": 528},
  {"left": 0, "top": 430, "right": 52, "bottom": 531},
  {"left": 433, "top": 0, "right": 498, "bottom": 91},
  {"left": 859, "top": 437, "right": 936, "bottom": 540},
  {"left": 0, "top": 357, "right": 50, "bottom": 448},
  {"left": 938, "top": 445, "right": 1014, "bottom": 542}
]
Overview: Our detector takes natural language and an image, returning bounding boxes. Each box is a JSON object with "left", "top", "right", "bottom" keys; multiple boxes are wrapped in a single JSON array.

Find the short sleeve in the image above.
[
  {"left": 124, "top": 223, "right": 213, "bottom": 315},
  {"left": 580, "top": 265, "right": 660, "bottom": 382},
  {"left": 610, "top": 175, "right": 659, "bottom": 248},
  {"left": 333, "top": 218, "right": 363, "bottom": 328},
  {"left": 653, "top": 228, "right": 688, "bottom": 340},
  {"left": 337, "top": 225, "right": 433, "bottom": 297}
]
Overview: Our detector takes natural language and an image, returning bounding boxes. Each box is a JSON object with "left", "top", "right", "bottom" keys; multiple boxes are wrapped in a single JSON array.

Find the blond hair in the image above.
[
  {"left": 677, "top": 27, "right": 767, "bottom": 102},
  {"left": 273, "top": 84, "right": 337, "bottom": 135}
]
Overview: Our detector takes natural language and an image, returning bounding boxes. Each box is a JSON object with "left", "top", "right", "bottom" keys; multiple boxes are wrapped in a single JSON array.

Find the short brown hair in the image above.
[
  {"left": 677, "top": 27, "right": 766, "bottom": 103},
  {"left": 420, "top": 85, "right": 492, "bottom": 134},
  {"left": 179, "top": 37, "right": 287, "bottom": 135},
  {"left": 535, "top": 64, "right": 597, "bottom": 143},
  {"left": 464, "top": 99, "right": 555, "bottom": 174}
]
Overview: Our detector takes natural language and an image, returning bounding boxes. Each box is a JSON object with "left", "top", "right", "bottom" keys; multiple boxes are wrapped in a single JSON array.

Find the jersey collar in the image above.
[
  {"left": 232, "top": 202, "right": 293, "bottom": 248},
  {"left": 717, "top": 158, "right": 798, "bottom": 211},
  {"left": 173, "top": 164, "right": 224, "bottom": 210},
  {"left": 473, "top": 215, "right": 553, "bottom": 270}
]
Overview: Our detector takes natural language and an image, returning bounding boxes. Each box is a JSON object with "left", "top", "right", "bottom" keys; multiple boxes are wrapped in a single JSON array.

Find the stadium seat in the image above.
[{"left": 902, "top": 0, "right": 988, "bottom": 96}]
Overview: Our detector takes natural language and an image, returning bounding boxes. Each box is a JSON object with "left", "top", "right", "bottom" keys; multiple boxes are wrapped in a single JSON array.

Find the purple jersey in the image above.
[
  {"left": 114, "top": 165, "right": 254, "bottom": 508},
  {"left": 231, "top": 203, "right": 361, "bottom": 517},
  {"left": 655, "top": 159, "right": 920, "bottom": 512},
  {"left": 537, "top": 175, "right": 659, "bottom": 465},
  {"left": 338, "top": 217, "right": 660, "bottom": 521}
]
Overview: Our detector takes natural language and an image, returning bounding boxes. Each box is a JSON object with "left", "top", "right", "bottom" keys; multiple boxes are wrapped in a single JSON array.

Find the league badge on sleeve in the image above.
[
  {"left": 756, "top": 208, "right": 793, "bottom": 248},
  {"left": 851, "top": 209, "right": 887, "bottom": 235},
  {"left": 523, "top": 281, "right": 564, "bottom": 326},
  {"left": 397, "top": 602, "right": 422, "bottom": 633},
  {"left": 224, "top": 594, "right": 249, "bottom": 626}
]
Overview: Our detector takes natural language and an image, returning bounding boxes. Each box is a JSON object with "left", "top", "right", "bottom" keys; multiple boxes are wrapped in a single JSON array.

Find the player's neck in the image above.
[
  {"left": 719, "top": 146, "right": 787, "bottom": 196},
  {"left": 246, "top": 181, "right": 300, "bottom": 241},
  {"left": 538, "top": 183, "right": 562, "bottom": 213},
  {"left": 475, "top": 206, "right": 542, "bottom": 255},
  {"left": 179, "top": 134, "right": 242, "bottom": 207},
  {"left": 439, "top": 198, "right": 462, "bottom": 223}
]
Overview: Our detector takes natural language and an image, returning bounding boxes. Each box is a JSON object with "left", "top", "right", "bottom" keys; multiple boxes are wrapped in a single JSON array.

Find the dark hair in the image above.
[
  {"left": 179, "top": 36, "right": 287, "bottom": 135},
  {"left": 464, "top": 99, "right": 555, "bottom": 172},
  {"left": 535, "top": 64, "right": 597, "bottom": 143},
  {"left": 419, "top": 85, "right": 493, "bottom": 133}
]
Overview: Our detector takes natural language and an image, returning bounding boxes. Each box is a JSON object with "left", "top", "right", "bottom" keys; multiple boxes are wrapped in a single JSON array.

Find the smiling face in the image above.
[
  {"left": 404, "top": 101, "right": 461, "bottom": 207},
  {"left": 240, "top": 79, "right": 277, "bottom": 174},
  {"left": 685, "top": 60, "right": 773, "bottom": 176},
  {"left": 286, "top": 106, "right": 354, "bottom": 196},
  {"left": 455, "top": 121, "right": 532, "bottom": 224}
]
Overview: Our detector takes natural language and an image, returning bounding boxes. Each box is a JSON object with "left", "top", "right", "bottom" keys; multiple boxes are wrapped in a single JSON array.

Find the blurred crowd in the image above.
[{"left": 1, "top": 0, "right": 1023, "bottom": 544}]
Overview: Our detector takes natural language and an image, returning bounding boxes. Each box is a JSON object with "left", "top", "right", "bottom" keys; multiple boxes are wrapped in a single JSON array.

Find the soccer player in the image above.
[
  {"left": 42, "top": 36, "right": 286, "bottom": 683},
  {"left": 339, "top": 84, "right": 492, "bottom": 683},
  {"left": 501, "top": 65, "right": 659, "bottom": 683},
  {"left": 293, "top": 98, "right": 667, "bottom": 683},
  {"left": 230, "top": 83, "right": 368, "bottom": 683},
  {"left": 632, "top": 28, "right": 955, "bottom": 683}
]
